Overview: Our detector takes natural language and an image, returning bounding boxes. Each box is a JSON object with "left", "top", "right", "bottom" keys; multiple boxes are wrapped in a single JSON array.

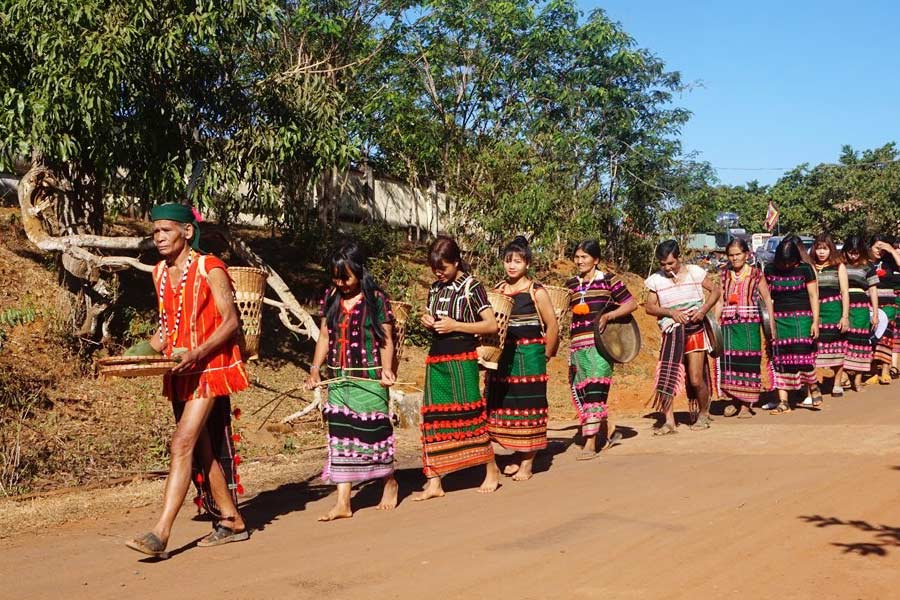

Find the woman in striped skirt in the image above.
[
  {"left": 764, "top": 236, "right": 819, "bottom": 414},
  {"left": 644, "top": 240, "right": 721, "bottom": 432},
  {"left": 306, "top": 241, "right": 398, "bottom": 521},
  {"left": 565, "top": 240, "right": 637, "bottom": 456},
  {"left": 716, "top": 238, "right": 774, "bottom": 418},
  {"left": 808, "top": 234, "right": 849, "bottom": 403},
  {"left": 841, "top": 235, "right": 879, "bottom": 391},
  {"left": 868, "top": 236, "right": 900, "bottom": 385},
  {"left": 486, "top": 236, "right": 559, "bottom": 481},
  {"left": 416, "top": 236, "right": 501, "bottom": 500}
]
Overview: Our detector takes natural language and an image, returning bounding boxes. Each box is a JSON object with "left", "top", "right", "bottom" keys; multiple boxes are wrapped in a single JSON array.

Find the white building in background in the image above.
[{"left": 334, "top": 167, "right": 451, "bottom": 237}]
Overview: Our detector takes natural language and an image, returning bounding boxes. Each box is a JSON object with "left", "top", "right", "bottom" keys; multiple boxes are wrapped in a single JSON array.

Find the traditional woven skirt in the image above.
[
  {"left": 845, "top": 293, "right": 873, "bottom": 373},
  {"left": 875, "top": 303, "right": 898, "bottom": 365},
  {"left": 421, "top": 351, "right": 493, "bottom": 477},
  {"left": 322, "top": 374, "right": 394, "bottom": 484},
  {"left": 486, "top": 338, "right": 548, "bottom": 453},
  {"left": 569, "top": 346, "right": 612, "bottom": 438},
  {"left": 816, "top": 294, "right": 846, "bottom": 369},
  {"left": 772, "top": 311, "right": 816, "bottom": 390},
  {"left": 172, "top": 396, "right": 240, "bottom": 518},
  {"left": 720, "top": 310, "right": 768, "bottom": 404}
]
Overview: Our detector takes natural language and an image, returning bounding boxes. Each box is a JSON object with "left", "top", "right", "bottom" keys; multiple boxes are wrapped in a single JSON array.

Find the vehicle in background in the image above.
[
  {"left": 751, "top": 233, "right": 772, "bottom": 254},
  {"left": 755, "top": 235, "right": 814, "bottom": 266}
]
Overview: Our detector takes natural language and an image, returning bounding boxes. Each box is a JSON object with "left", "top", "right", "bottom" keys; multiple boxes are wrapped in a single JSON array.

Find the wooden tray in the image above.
[{"left": 98, "top": 356, "right": 179, "bottom": 378}]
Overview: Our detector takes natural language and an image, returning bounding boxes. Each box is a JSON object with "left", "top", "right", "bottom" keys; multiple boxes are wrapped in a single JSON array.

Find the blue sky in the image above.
[{"left": 580, "top": 0, "right": 900, "bottom": 186}]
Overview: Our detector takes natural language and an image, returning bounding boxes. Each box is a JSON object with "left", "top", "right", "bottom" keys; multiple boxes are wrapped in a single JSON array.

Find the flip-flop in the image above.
[
  {"left": 197, "top": 525, "right": 250, "bottom": 548},
  {"left": 652, "top": 424, "right": 678, "bottom": 436},
  {"left": 602, "top": 430, "right": 624, "bottom": 450},
  {"left": 125, "top": 532, "right": 168, "bottom": 559},
  {"left": 576, "top": 449, "right": 601, "bottom": 461}
]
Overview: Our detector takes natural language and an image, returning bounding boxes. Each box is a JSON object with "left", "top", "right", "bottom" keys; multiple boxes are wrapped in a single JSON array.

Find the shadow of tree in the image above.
[{"left": 799, "top": 514, "right": 900, "bottom": 557}]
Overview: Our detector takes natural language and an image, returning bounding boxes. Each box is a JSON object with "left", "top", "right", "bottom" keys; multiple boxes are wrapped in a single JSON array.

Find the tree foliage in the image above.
[
  {"left": 3, "top": 0, "right": 894, "bottom": 277},
  {"left": 677, "top": 143, "right": 900, "bottom": 241}
]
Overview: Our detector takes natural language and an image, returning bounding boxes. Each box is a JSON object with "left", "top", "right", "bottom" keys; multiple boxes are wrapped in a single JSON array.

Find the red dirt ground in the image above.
[{"left": 3, "top": 383, "right": 900, "bottom": 599}]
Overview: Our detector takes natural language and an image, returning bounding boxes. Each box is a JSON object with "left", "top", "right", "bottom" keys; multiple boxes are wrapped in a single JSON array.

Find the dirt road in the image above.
[{"left": 4, "top": 387, "right": 900, "bottom": 599}]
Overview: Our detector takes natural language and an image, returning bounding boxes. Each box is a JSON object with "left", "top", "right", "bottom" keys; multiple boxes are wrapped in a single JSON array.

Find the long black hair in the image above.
[
  {"left": 503, "top": 235, "right": 532, "bottom": 264},
  {"left": 773, "top": 236, "right": 803, "bottom": 271},
  {"left": 870, "top": 233, "right": 898, "bottom": 270},
  {"left": 428, "top": 235, "right": 471, "bottom": 273},
  {"left": 841, "top": 234, "right": 870, "bottom": 267},
  {"left": 324, "top": 240, "right": 387, "bottom": 343}
]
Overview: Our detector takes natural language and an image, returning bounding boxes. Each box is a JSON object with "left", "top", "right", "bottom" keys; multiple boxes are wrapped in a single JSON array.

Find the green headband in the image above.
[{"left": 150, "top": 203, "right": 202, "bottom": 251}]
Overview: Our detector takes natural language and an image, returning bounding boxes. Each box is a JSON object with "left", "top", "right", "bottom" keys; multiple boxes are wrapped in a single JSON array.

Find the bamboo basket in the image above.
[
  {"left": 229, "top": 267, "right": 268, "bottom": 360},
  {"left": 392, "top": 301, "right": 412, "bottom": 361},
  {"left": 98, "top": 356, "right": 179, "bottom": 378},
  {"left": 477, "top": 292, "right": 514, "bottom": 370},
  {"left": 542, "top": 284, "right": 572, "bottom": 325}
]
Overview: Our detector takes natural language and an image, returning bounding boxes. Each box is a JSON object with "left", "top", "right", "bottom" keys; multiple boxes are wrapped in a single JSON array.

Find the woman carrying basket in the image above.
[
  {"left": 715, "top": 238, "right": 774, "bottom": 418},
  {"left": 868, "top": 235, "right": 900, "bottom": 385},
  {"left": 305, "top": 241, "right": 398, "bottom": 521},
  {"left": 486, "top": 237, "right": 560, "bottom": 481},
  {"left": 417, "top": 236, "right": 501, "bottom": 500},
  {"left": 808, "top": 234, "right": 850, "bottom": 402},
  {"left": 764, "top": 236, "right": 819, "bottom": 414},
  {"left": 565, "top": 240, "right": 638, "bottom": 459}
]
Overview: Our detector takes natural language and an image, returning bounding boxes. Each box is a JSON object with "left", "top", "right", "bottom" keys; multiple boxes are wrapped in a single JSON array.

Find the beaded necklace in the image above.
[
  {"left": 726, "top": 264, "right": 751, "bottom": 305},
  {"left": 158, "top": 250, "right": 195, "bottom": 351},
  {"left": 573, "top": 269, "right": 601, "bottom": 315}
]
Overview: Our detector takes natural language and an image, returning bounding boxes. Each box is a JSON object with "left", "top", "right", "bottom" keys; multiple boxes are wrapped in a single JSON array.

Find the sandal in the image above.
[
  {"left": 576, "top": 449, "right": 601, "bottom": 461},
  {"left": 770, "top": 402, "right": 792, "bottom": 415},
  {"left": 197, "top": 524, "right": 250, "bottom": 548},
  {"left": 652, "top": 424, "right": 678, "bottom": 436},
  {"left": 602, "top": 430, "right": 624, "bottom": 450},
  {"left": 811, "top": 396, "right": 823, "bottom": 407},
  {"left": 125, "top": 532, "right": 168, "bottom": 559},
  {"left": 723, "top": 404, "right": 739, "bottom": 418},
  {"left": 690, "top": 415, "right": 711, "bottom": 430}
]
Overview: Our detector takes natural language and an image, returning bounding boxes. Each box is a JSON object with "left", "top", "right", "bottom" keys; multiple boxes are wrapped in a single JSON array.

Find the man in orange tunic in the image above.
[{"left": 126, "top": 203, "right": 250, "bottom": 558}]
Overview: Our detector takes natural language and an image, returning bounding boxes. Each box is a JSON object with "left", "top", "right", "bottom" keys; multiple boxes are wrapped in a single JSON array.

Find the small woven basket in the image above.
[
  {"left": 543, "top": 285, "right": 572, "bottom": 324},
  {"left": 477, "top": 292, "right": 514, "bottom": 370},
  {"left": 229, "top": 267, "right": 268, "bottom": 360}
]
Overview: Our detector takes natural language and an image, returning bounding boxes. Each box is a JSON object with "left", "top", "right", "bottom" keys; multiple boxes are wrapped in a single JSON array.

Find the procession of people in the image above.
[{"left": 123, "top": 207, "right": 900, "bottom": 557}]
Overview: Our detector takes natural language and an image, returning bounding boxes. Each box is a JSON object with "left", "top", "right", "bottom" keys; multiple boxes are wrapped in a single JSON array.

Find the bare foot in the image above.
[
  {"left": 502, "top": 463, "right": 520, "bottom": 476},
  {"left": 512, "top": 456, "right": 534, "bottom": 481},
  {"left": 478, "top": 461, "right": 500, "bottom": 493},
  {"left": 413, "top": 478, "right": 445, "bottom": 502},
  {"left": 377, "top": 477, "right": 399, "bottom": 510},
  {"left": 318, "top": 504, "right": 353, "bottom": 522}
]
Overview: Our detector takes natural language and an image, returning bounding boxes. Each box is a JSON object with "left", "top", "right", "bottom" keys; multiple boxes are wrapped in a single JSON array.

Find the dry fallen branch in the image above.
[{"left": 17, "top": 165, "right": 320, "bottom": 343}]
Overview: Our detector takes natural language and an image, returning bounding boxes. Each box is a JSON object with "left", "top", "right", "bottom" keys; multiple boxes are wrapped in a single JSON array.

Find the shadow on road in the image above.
[
  {"left": 238, "top": 473, "right": 333, "bottom": 533},
  {"left": 799, "top": 513, "right": 900, "bottom": 557}
]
